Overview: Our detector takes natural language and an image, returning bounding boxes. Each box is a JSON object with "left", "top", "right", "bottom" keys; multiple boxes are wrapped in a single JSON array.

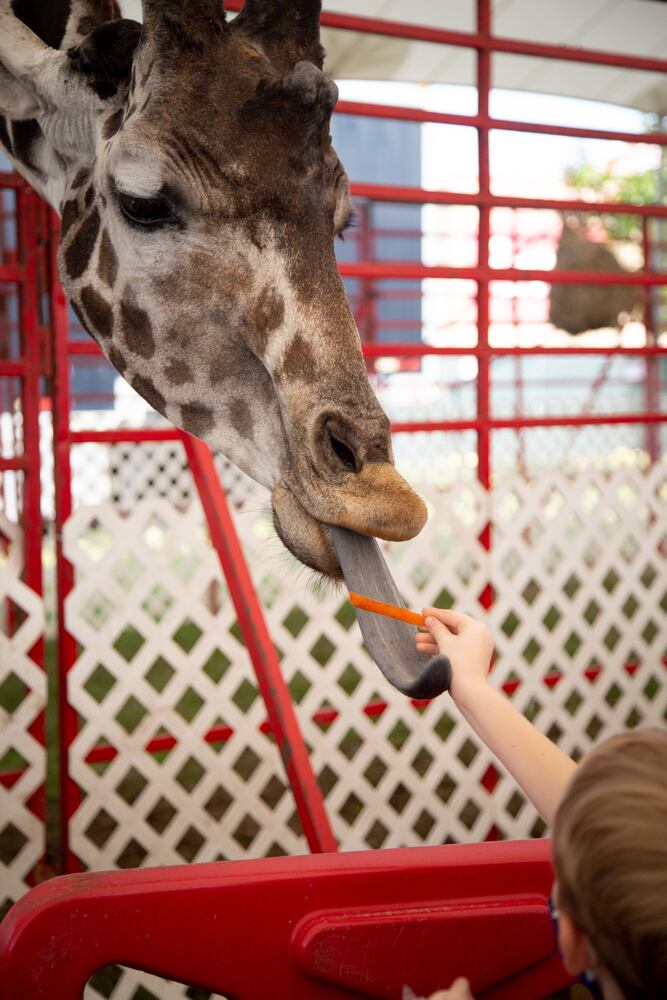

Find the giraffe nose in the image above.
[
  {"left": 325, "top": 419, "right": 359, "bottom": 474},
  {"left": 316, "top": 413, "right": 391, "bottom": 477}
]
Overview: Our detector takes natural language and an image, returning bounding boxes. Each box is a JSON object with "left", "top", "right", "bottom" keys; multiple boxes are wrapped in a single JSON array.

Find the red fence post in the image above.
[
  {"left": 182, "top": 434, "right": 338, "bottom": 854},
  {"left": 47, "top": 214, "right": 81, "bottom": 874}
]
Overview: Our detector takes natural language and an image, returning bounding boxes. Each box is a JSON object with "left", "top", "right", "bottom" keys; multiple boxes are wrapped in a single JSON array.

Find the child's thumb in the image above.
[{"left": 425, "top": 616, "right": 451, "bottom": 644}]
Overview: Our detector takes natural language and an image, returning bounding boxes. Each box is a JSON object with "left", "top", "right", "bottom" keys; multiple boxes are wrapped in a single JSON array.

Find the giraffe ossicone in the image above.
[{"left": 0, "top": 0, "right": 429, "bottom": 587}]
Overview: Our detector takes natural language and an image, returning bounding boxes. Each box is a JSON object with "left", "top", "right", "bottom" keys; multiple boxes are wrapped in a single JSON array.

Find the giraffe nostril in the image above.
[{"left": 329, "top": 433, "right": 358, "bottom": 472}]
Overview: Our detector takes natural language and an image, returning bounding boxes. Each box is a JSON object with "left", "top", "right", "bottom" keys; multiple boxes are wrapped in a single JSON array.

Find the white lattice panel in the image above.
[
  {"left": 64, "top": 465, "right": 667, "bottom": 1000},
  {"left": 66, "top": 499, "right": 310, "bottom": 872},
  {"left": 65, "top": 465, "right": 667, "bottom": 871},
  {"left": 0, "top": 512, "right": 46, "bottom": 916}
]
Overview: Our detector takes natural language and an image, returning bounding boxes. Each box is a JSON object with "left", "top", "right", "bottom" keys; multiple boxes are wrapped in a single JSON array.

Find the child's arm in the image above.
[{"left": 417, "top": 608, "right": 576, "bottom": 828}]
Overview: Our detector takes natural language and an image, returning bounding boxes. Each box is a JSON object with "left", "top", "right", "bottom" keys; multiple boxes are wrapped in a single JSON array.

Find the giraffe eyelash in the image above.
[
  {"left": 336, "top": 207, "right": 357, "bottom": 240},
  {"left": 113, "top": 184, "right": 180, "bottom": 231}
]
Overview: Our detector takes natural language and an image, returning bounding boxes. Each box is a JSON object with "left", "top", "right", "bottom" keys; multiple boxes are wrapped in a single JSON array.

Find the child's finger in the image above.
[
  {"left": 423, "top": 615, "right": 456, "bottom": 649},
  {"left": 422, "top": 607, "right": 468, "bottom": 633}
]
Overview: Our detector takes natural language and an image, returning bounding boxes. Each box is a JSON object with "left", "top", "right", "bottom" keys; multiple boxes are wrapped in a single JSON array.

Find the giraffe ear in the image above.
[
  {"left": 0, "top": 64, "right": 40, "bottom": 120},
  {"left": 232, "top": 0, "right": 324, "bottom": 72},
  {"left": 0, "top": 6, "right": 102, "bottom": 117},
  {"left": 67, "top": 19, "right": 142, "bottom": 101},
  {"left": 0, "top": 7, "right": 55, "bottom": 118}
]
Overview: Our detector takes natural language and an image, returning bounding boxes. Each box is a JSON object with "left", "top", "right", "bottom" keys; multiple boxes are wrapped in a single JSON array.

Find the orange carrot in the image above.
[{"left": 349, "top": 591, "right": 425, "bottom": 628}]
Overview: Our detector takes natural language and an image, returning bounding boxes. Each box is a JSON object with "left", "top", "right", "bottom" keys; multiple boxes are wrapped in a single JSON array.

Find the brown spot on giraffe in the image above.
[
  {"left": 102, "top": 108, "right": 124, "bottom": 140},
  {"left": 70, "top": 299, "right": 87, "bottom": 333},
  {"left": 229, "top": 397, "right": 254, "bottom": 441},
  {"left": 64, "top": 207, "right": 101, "bottom": 281},
  {"left": 71, "top": 168, "right": 89, "bottom": 190},
  {"left": 120, "top": 296, "right": 155, "bottom": 359},
  {"left": 279, "top": 333, "right": 319, "bottom": 382},
  {"left": 98, "top": 229, "right": 118, "bottom": 288},
  {"left": 60, "top": 199, "right": 79, "bottom": 239},
  {"left": 80, "top": 285, "right": 113, "bottom": 340},
  {"left": 208, "top": 353, "right": 228, "bottom": 384},
  {"left": 108, "top": 345, "right": 127, "bottom": 375},
  {"left": 247, "top": 286, "right": 285, "bottom": 356},
  {"left": 132, "top": 374, "right": 166, "bottom": 415},
  {"left": 164, "top": 358, "right": 194, "bottom": 386},
  {"left": 181, "top": 404, "right": 215, "bottom": 438}
]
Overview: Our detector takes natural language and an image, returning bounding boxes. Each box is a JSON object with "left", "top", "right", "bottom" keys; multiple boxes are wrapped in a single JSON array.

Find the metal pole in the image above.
[
  {"left": 48, "top": 213, "right": 80, "bottom": 874},
  {"left": 182, "top": 435, "right": 338, "bottom": 854}
]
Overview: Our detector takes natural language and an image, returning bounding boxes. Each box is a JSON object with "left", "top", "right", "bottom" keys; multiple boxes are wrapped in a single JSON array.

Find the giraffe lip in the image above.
[{"left": 271, "top": 484, "right": 343, "bottom": 578}]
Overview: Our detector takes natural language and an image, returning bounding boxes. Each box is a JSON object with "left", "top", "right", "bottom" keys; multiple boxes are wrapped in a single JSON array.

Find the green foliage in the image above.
[{"left": 564, "top": 161, "right": 664, "bottom": 241}]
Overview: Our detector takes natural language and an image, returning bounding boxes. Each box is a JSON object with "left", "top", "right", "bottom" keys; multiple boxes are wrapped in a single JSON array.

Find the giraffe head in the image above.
[{"left": 0, "top": 0, "right": 427, "bottom": 577}]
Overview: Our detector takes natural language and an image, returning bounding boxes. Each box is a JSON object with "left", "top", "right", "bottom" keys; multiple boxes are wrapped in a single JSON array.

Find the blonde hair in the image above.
[{"left": 553, "top": 727, "right": 667, "bottom": 999}]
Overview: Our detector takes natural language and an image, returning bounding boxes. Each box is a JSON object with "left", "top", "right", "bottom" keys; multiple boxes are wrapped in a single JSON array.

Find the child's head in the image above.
[{"left": 553, "top": 727, "right": 667, "bottom": 999}]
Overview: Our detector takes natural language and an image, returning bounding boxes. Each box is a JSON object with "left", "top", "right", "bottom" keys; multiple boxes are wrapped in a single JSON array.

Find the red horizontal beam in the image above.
[
  {"left": 70, "top": 428, "right": 182, "bottom": 444},
  {"left": 350, "top": 182, "right": 667, "bottom": 218},
  {"left": 67, "top": 341, "right": 102, "bottom": 356},
  {"left": 391, "top": 412, "right": 667, "bottom": 433},
  {"left": 338, "top": 101, "right": 667, "bottom": 148},
  {"left": 0, "top": 360, "right": 26, "bottom": 375},
  {"left": 341, "top": 261, "right": 667, "bottom": 285},
  {"left": 0, "top": 456, "right": 27, "bottom": 471},
  {"left": 0, "top": 174, "right": 23, "bottom": 189},
  {"left": 76, "top": 657, "right": 661, "bottom": 769},
  {"left": 362, "top": 343, "right": 667, "bottom": 358},
  {"left": 0, "top": 265, "right": 24, "bottom": 282}
]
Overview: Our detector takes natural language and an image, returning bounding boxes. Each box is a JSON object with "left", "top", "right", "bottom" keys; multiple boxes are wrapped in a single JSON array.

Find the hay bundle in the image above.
[{"left": 549, "top": 216, "right": 639, "bottom": 335}]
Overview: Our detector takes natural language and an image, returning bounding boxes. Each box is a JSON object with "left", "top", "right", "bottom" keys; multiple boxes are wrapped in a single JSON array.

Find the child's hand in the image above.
[
  {"left": 416, "top": 608, "right": 493, "bottom": 706},
  {"left": 427, "top": 977, "right": 476, "bottom": 999}
]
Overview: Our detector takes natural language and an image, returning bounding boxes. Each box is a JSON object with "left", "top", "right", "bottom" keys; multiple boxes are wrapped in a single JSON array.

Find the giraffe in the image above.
[{"left": 0, "top": 0, "right": 428, "bottom": 582}]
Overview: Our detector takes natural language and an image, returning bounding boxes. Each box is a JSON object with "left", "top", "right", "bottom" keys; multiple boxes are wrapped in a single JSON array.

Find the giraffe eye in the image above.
[{"left": 116, "top": 190, "right": 178, "bottom": 229}]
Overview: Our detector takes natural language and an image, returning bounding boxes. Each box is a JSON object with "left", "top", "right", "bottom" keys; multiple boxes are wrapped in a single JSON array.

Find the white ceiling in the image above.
[{"left": 120, "top": 1, "right": 667, "bottom": 114}]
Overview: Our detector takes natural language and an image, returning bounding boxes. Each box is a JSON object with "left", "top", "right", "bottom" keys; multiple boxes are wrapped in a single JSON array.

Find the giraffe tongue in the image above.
[{"left": 331, "top": 526, "right": 452, "bottom": 699}]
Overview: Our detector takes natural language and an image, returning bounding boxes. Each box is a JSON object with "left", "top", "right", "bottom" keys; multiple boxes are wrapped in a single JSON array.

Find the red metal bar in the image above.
[
  {"left": 340, "top": 261, "right": 667, "bottom": 284},
  {"left": 70, "top": 335, "right": 667, "bottom": 362},
  {"left": 391, "top": 412, "right": 666, "bottom": 433},
  {"left": 66, "top": 340, "right": 106, "bottom": 355},
  {"left": 0, "top": 360, "right": 27, "bottom": 375},
  {"left": 476, "top": 0, "right": 492, "bottom": 493},
  {"left": 16, "top": 188, "right": 42, "bottom": 600},
  {"left": 0, "top": 456, "right": 28, "bottom": 471},
  {"left": 361, "top": 344, "right": 667, "bottom": 357},
  {"left": 339, "top": 101, "right": 667, "bottom": 148},
  {"left": 0, "top": 264, "right": 24, "bottom": 282},
  {"left": 350, "top": 182, "right": 667, "bottom": 218},
  {"left": 70, "top": 427, "right": 181, "bottom": 444},
  {"left": 48, "top": 213, "right": 81, "bottom": 875},
  {"left": 182, "top": 434, "right": 337, "bottom": 854}
]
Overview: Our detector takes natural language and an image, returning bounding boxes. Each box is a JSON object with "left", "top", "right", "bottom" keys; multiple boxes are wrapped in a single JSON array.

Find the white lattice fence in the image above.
[
  {"left": 0, "top": 512, "right": 46, "bottom": 918},
  {"left": 62, "top": 467, "right": 667, "bottom": 999}
]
